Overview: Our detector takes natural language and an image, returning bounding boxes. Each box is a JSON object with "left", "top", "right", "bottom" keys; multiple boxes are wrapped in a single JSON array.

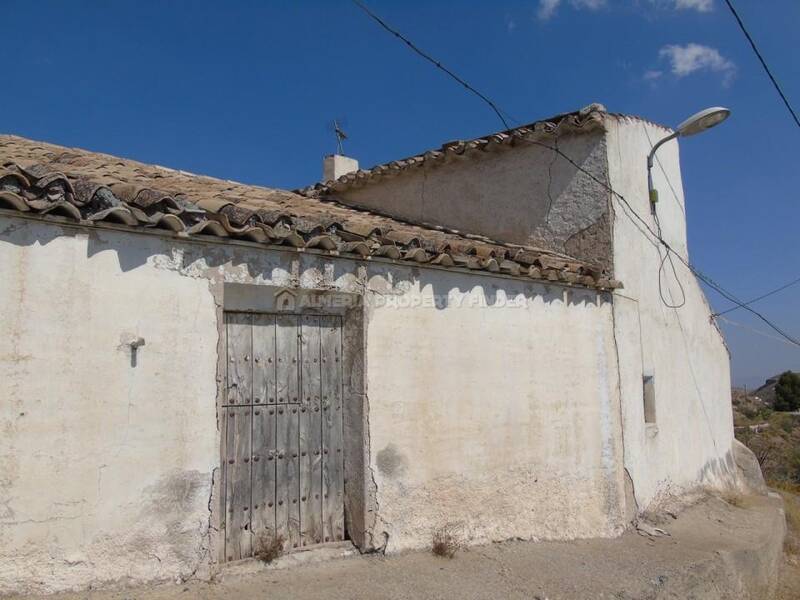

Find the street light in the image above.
[{"left": 647, "top": 107, "right": 730, "bottom": 210}]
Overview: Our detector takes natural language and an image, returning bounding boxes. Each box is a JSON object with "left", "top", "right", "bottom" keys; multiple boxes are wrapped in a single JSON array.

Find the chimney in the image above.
[{"left": 323, "top": 154, "right": 359, "bottom": 182}]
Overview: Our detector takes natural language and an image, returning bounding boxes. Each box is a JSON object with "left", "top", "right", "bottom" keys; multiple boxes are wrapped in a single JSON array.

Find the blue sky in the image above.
[{"left": 3, "top": 1, "right": 798, "bottom": 387}]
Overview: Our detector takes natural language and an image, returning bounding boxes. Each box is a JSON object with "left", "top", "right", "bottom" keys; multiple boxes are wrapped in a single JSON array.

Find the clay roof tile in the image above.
[{"left": 0, "top": 132, "right": 613, "bottom": 291}]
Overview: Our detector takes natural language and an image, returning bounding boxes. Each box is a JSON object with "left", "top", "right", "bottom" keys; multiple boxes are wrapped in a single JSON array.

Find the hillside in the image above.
[
  {"left": 751, "top": 374, "right": 783, "bottom": 406},
  {"left": 732, "top": 374, "right": 800, "bottom": 482},
  {"left": 732, "top": 377, "right": 800, "bottom": 598}
]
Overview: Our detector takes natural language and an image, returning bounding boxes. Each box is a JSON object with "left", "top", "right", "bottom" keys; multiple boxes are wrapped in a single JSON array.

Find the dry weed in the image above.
[
  {"left": 431, "top": 524, "right": 462, "bottom": 559},
  {"left": 254, "top": 530, "right": 285, "bottom": 563},
  {"left": 770, "top": 479, "right": 800, "bottom": 495}
]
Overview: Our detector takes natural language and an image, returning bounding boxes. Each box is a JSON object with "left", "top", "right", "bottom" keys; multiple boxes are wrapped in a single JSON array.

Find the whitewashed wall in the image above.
[
  {"left": 0, "top": 215, "right": 629, "bottom": 592},
  {"left": 365, "top": 273, "right": 627, "bottom": 551},
  {"left": 0, "top": 220, "right": 220, "bottom": 594},
  {"left": 605, "top": 116, "right": 736, "bottom": 510}
]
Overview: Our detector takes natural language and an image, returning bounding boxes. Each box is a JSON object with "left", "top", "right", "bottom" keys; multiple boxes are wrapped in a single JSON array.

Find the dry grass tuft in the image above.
[
  {"left": 770, "top": 479, "right": 800, "bottom": 495},
  {"left": 431, "top": 524, "right": 462, "bottom": 559},
  {"left": 254, "top": 530, "right": 285, "bottom": 564}
]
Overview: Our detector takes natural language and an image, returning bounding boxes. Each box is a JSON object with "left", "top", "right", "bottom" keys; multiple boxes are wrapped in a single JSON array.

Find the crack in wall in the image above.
[
  {"left": 610, "top": 293, "right": 639, "bottom": 524},
  {"left": 181, "top": 467, "right": 217, "bottom": 584},
  {"left": 358, "top": 299, "right": 389, "bottom": 555},
  {"left": 543, "top": 136, "right": 559, "bottom": 226},
  {"left": 364, "top": 396, "right": 390, "bottom": 554}
]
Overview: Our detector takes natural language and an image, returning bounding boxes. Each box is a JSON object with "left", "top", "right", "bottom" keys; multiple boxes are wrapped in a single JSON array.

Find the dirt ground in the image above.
[
  {"left": 777, "top": 562, "right": 800, "bottom": 599},
  {"left": 6, "top": 494, "right": 789, "bottom": 600}
]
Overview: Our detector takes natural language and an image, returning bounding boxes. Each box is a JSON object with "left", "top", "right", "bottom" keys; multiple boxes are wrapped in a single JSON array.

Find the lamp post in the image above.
[{"left": 647, "top": 107, "right": 731, "bottom": 212}]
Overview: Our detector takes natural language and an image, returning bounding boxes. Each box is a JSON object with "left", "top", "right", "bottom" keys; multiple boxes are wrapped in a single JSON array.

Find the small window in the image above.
[{"left": 643, "top": 375, "right": 656, "bottom": 424}]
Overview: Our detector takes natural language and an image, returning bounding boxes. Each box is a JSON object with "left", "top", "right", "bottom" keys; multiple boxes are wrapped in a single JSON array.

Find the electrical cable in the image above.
[
  {"left": 641, "top": 120, "right": 799, "bottom": 317},
  {"left": 352, "top": 0, "right": 800, "bottom": 347},
  {"left": 716, "top": 315, "right": 800, "bottom": 348},
  {"left": 505, "top": 135, "right": 800, "bottom": 347},
  {"left": 351, "top": 0, "right": 513, "bottom": 130},
  {"left": 723, "top": 0, "right": 800, "bottom": 129},
  {"left": 654, "top": 210, "right": 686, "bottom": 309},
  {"left": 712, "top": 275, "right": 800, "bottom": 318}
]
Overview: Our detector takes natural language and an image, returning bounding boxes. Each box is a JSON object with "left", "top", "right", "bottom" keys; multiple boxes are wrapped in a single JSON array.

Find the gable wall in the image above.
[{"left": 335, "top": 131, "right": 613, "bottom": 271}]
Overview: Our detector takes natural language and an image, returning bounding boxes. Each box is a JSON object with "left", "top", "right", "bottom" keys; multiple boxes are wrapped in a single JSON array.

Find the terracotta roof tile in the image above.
[
  {"left": 0, "top": 133, "right": 620, "bottom": 291},
  {"left": 298, "top": 104, "right": 607, "bottom": 197}
]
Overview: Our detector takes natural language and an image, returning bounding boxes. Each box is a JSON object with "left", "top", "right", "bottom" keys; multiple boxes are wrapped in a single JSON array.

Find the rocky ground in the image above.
[{"left": 7, "top": 493, "right": 786, "bottom": 600}]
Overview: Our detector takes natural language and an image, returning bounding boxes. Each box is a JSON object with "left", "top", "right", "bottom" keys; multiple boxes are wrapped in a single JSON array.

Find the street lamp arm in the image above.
[
  {"left": 647, "top": 131, "right": 679, "bottom": 210},
  {"left": 645, "top": 106, "right": 729, "bottom": 214},
  {"left": 647, "top": 131, "right": 679, "bottom": 169}
]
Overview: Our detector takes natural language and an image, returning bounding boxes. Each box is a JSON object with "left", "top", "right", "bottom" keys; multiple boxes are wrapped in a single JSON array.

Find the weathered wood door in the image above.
[{"left": 222, "top": 313, "right": 345, "bottom": 561}]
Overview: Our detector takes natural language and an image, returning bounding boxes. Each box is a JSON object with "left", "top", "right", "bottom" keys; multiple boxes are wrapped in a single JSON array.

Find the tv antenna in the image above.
[{"left": 331, "top": 118, "right": 348, "bottom": 155}]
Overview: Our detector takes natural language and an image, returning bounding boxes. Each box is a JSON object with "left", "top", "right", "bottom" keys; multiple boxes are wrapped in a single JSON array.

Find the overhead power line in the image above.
[
  {"left": 351, "top": 0, "right": 513, "bottom": 129},
  {"left": 352, "top": 0, "right": 800, "bottom": 348},
  {"left": 521, "top": 135, "right": 800, "bottom": 347},
  {"left": 717, "top": 315, "right": 800, "bottom": 348},
  {"left": 713, "top": 275, "right": 800, "bottom": 318},
  {"left": 723, "top": 0, "right": 800, "bottom": 129}
]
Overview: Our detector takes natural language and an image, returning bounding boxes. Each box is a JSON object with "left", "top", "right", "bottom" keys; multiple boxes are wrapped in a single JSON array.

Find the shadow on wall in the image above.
[
  {"left": 1, "top": 217, "right": 610, "bottom": 311},
  {"left": 696, "top": 451, "right": 737, "bottom": 489}
]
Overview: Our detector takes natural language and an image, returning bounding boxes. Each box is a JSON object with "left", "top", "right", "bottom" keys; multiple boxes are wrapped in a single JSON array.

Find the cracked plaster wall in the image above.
[
  {"left": 0, "top": 217, "right": 377, "bottom": 594},
  {"left": 0, "top": 221, "right": 219, "bottom": 594},
  {"left": 0, "top": 215, "right": 628, "bottom": 592},
  {"left": 336, "top": 131, "right": 613, "bottom": 271}
]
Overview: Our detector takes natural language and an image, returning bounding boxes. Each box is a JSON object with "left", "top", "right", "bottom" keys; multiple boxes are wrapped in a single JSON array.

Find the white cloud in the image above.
[
  {"left": 659, "top": 43, "right": 736, "bottom": 85},
  {"left": 674, "top": 0, "right": 713, "bottom": 11},
  {"left": 538, "top": 0, "right": 562, "bottom": 20},
  {"left": 643, "top": 69, "right": 663, "bottom": 81},
  {"left": 645, "top": 0, "right": 714, "bottom": 12},
  {"left": 537, "top": 0, "right": 708, "bottom": 21},
  {"left": 537, "top": 0, "right": 606, "bottom": 20}
]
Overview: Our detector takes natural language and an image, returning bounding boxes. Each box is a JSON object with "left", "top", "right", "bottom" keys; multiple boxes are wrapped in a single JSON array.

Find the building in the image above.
[{"left": 0, "top": 104, "right": 738, "bottom": 594}]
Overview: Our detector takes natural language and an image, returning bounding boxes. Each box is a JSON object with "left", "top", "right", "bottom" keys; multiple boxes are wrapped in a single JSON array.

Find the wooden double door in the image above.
[{"left": 222, "top": 312, "right": 345, "bottom": 561}]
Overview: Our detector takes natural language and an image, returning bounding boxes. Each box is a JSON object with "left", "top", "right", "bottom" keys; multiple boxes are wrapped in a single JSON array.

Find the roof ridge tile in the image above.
[{"left": 0, "top": 132, "right": 619, "bottom": 291}]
